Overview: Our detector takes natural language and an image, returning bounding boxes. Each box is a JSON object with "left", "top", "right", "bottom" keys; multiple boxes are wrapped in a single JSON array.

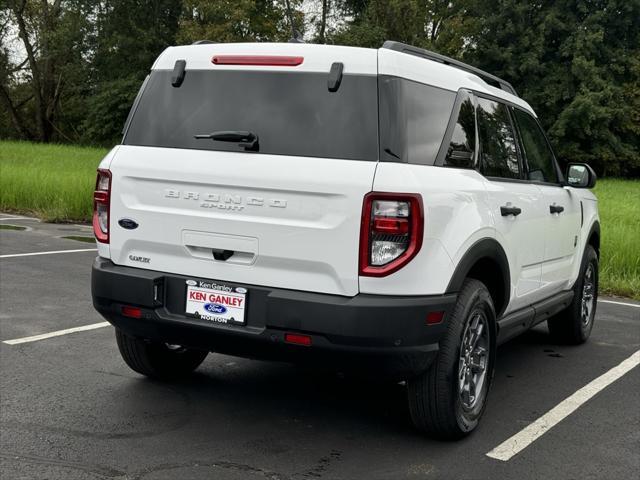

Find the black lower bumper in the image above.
[{"left": 91, "top": 258, "right": 456, "bottom": 378}]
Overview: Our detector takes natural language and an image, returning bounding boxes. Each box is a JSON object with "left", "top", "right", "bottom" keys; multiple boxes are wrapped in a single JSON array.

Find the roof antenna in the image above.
[{"left": 285, "top": 0, "right": 304, "bottom": 43}]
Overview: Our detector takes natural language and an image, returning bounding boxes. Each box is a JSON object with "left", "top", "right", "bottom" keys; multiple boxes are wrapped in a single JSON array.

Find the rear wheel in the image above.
[
  {"left": 115, "top": 329, "right": 208, "bottom": 380},
  {"left": 548, "top": 245, "right": 598, "bottom": 344},
  {"left": 407, "top": 279, "right": 496, "bottom": 439}
]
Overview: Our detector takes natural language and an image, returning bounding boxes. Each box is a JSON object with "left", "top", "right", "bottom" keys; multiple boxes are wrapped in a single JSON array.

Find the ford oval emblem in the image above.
[
  {"left": 204, "top": 303, "right": 227, "bottom": 314},
  {"left": 118, "top": 218, "right": 139, "bottom": 230}
]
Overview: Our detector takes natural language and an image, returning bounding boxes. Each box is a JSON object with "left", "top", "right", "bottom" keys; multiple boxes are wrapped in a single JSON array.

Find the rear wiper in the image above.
[{"left": 194, "top": 130, "right": 259, "bottom": 152}]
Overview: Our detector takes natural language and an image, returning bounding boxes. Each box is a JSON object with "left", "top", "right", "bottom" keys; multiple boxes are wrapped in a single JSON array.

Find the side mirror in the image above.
[{"left": 565, "top": 163, "right": 596, "bottom": 189}]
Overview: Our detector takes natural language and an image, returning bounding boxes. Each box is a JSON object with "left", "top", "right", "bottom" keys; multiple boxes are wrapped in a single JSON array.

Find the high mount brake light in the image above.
[
  {"left": 211, "top": 55, "right": 304, "bottom": 67},
  {"left": 359, "top": 193, "right": 424, "bottom": 277},
  {"left": 93, "top": 169, "right": 111, "bottom": 243}
]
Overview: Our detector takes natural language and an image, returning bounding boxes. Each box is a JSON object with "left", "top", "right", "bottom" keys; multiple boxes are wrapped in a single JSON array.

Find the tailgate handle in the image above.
[
  {"left": 182, "top": 231, "right": 258, "bottom": 265},
  {"left": 212, "top": 249, "right": 234, "bottom": 261}
]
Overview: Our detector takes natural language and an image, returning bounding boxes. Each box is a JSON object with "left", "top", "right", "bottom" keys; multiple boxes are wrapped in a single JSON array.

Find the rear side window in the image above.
[
  {"left": 124, "top": 70, "right": 378, "bottom": 161},
  {"left": 379, "top": 76, "right": 456, "bottom": 165},
  {"left": 477, "top": 97, "right": 521, "bottom": 179},
  {"left": 512, "top": 108, "right": 559, "bottom": 183}
]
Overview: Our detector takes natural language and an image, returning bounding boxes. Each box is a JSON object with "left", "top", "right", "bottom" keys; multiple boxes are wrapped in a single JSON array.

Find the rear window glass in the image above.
[
  {"left": 379, "top": 76, "right": 456, "bottom": 165},
  {"left": 124, "top": 70, "right": 378, "bottom": 161}
]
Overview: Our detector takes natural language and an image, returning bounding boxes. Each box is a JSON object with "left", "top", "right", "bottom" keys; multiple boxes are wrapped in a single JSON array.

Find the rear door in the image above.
[
  {"left": 511, "top": 108, "right": 582, "bottom": 295},
  {"left": 475, "top": 96, "right": 547, "bottom": 313},
  {"left": 108, "top": 45, "right": 379, "bottom": 296}
]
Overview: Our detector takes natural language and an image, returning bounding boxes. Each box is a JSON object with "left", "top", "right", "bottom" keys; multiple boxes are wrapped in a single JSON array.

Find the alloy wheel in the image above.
[
  {"left": 581, "top": 263, "right": 595, "bottom": 326},
  {"left": 458, "top": 310, "right": 489, "bottom": 410}
]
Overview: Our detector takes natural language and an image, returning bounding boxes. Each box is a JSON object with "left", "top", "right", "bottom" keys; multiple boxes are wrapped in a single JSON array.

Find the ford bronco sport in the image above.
[{"left": 91, "top": 41, "right": 600, "bottom": 439}]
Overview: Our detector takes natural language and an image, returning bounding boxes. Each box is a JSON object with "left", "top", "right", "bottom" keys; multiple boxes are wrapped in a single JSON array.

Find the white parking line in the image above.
[
  {"left": 0, "top": 217, "right": 34, "bottom": 221},
  {"left": 2, "top": 322, "right": 111, "bottom": 345},
  {"left": 598, "top": 299, "right": 640, "bottom": 309},
  {"left": 0, "top": 248, "right": 97, "bottom": 259},
  {"left": 486, "top": 349, "right": 640, "bottom": 462}
]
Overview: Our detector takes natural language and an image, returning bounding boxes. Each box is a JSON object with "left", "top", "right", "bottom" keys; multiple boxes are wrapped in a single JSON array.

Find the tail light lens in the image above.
[
  {"left": 359, "top": 193, "right": 423, "bottom": 277},
  {"left": 93, "top": 169, "right": 111, "bottom": 243},
  {"left": 212, "top": 55, "right": 304, "bottom": 66}
]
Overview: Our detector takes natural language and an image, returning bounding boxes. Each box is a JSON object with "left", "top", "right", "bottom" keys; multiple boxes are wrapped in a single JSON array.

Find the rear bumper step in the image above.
[{"left": 91, "top": 258, "right": 456, "bottom": 377}]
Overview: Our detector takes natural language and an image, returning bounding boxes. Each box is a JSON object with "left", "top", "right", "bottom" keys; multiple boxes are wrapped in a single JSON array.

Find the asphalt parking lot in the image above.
[{"left": 1, "top": 213, "right": 638, "bottom": 480}]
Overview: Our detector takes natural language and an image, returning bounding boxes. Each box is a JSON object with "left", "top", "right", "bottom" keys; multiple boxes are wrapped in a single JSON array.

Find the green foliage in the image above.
[
  {"left": 0, "top": 141, "right": 106, "bottom": 221},
  {"left": 0, "top": 1, "right": 638, "bottom": 175},
  {"left": 81, "top": 76, "right": 142, "bottom": 146},
  {"left": 178, "top": 0, "right": 299, "bottom": 43},
  {"left": 461, "top": 0, "right": 640, "bottom": 176},
  {"left": 91, "top": 0, "right": 182, "bottom": 83},
  {"left": 593, "top": 179, "right": 640, "bottom": 299}
]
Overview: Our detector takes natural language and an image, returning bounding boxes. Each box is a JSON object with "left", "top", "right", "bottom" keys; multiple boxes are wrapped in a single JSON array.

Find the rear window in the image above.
[{"left": 124, "top": 70, "right": 378, "bottom": 161}]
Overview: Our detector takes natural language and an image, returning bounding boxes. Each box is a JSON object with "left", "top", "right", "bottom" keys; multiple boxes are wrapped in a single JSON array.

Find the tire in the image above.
[
  {"left": 407, "top": 278, "right": 497, "bottom": 439},
  {"left": 548, "top": 245, "right": 599, "bottom": 344},
  {"left": 115, "top": 328, "right": 208, "bottom": 380}
]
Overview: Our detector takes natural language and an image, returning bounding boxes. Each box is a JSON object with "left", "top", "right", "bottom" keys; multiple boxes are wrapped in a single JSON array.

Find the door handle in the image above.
[
  {"left": 500, "top": 205, "right": 522, "bottom": 217},
  {"left": 549, "top": 204, "right": 564, "bottom": 214}
]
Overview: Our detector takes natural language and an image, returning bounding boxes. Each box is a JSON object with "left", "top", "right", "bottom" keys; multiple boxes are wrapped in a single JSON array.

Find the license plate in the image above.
[{"left": 185, "top": 280, "right": 247, "bottom": 325}]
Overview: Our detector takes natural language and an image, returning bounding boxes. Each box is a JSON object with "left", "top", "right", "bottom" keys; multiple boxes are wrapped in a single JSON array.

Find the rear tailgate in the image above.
[{"left": 107, "top": 43, "right": 379, "bottom": 296}]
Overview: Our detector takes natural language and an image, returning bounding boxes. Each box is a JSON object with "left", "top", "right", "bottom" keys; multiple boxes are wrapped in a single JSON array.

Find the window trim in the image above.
[{"left": 433, "top": 87, "right": 565, "bottom": 187}]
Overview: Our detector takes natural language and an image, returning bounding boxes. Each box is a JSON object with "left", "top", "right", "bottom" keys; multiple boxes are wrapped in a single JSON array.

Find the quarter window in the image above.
[
  {"left": 477, "top": 98, "right": 521, "bottom": 179},
  {"left": 378, "top": 76, "right": 456, "bottom": 165},
  {"left": 512, "top": 109, "right": 559, "bottom": 183}
]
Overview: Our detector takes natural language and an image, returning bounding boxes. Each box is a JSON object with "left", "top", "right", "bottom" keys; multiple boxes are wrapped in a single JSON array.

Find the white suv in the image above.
[{"left": 91, "top": 41, "right": 600, "bottom": 439}]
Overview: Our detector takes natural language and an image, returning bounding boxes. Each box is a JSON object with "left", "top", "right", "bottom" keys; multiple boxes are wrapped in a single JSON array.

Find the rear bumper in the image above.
[{"left": 91, "top": 258, "right": 456, "bottom": 378}]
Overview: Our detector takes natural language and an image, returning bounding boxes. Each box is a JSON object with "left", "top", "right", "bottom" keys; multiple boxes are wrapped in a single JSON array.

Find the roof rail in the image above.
[
  {"left": 381, "top": 41, "right": 517, "bottom": 96},
  {"left": 192, "top": 40, "right": 214, "bottom": 45}
]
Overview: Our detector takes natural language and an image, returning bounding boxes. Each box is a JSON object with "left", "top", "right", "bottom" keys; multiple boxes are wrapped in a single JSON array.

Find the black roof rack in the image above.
[{"left": 382, "top": 41, "right": 517, "bottom": 97}]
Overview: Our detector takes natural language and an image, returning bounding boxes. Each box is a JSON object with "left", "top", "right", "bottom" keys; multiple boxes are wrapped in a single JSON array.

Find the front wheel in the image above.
[
  {"left": 115, "top": 329, "right": 208, "bottom": 380},
  {"left": 548, "top": 245, "right": 599, "bottom": 344},
  {"left": 407, "top": 279, "right": 497, "bottom": 439}
]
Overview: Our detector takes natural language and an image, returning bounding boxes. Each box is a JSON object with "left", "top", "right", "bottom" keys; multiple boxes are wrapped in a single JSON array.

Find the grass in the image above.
[
  {"left": 0, "top": 224, "right": 26, "bottom": 231},
  {"left": 0, "top": 140, "right": 638, "bottom": 299},
  {"left": 0, "top": 140, "right": 107, "bottom": 222},
  {"left": 593, "top": 179, "right": 640, "bottom": 299}
]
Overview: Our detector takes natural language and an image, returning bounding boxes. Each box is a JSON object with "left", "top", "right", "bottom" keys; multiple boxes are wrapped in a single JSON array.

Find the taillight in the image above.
[
  {"left": 93, "top": 169, "right": 111, "bottom": 243},
  {"left": 359, "top": 193, "right": 423, "bottom": 277}
]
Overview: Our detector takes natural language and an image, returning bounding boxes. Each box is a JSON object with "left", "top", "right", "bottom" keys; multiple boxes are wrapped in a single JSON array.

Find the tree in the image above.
[
  {"left": 329, "top": 0, "right": 639, "bottom": 175},
  {"left": 327, "top": 0, "right": 469, "bottom": 54},
  {"left": 82, "top": 0, "right": 182, "bottom": 145},
  {"left": 2, "top": 0, "right": 92, "bottom": 142},
  {"left": 462, "top": 0, "right": 640, "bottom": 176},
  {"left": 178, "top": 0, "right": 299, "bottom": 44},
  {"left": 0, "top": 0, "right": 638, "bottom": 175}
]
